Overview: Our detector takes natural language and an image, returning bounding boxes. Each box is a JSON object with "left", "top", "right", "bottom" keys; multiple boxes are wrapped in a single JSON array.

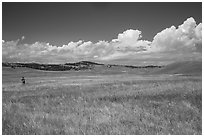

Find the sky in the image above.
[{"left": 2, "top": 2, "right": 202, "bottom": 65}]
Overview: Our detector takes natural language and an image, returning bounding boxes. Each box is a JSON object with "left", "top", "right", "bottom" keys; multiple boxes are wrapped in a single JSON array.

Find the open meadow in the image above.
[{"left": 2, "top": 67, "right": 202, "bottom": 135}]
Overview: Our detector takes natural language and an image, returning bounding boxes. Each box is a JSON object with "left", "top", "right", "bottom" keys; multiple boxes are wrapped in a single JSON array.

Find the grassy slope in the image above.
[
  {"left": 2, "top": 69, "right": 202, "bottom": 135},
  {"left": 153, "top": 61, "right": 202, "bottom": 75}
]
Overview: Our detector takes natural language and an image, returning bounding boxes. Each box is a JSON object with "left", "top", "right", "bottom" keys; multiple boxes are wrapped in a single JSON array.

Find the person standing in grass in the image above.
[{"left": 21, "top": 77, "right": 25, "bottom": 84}]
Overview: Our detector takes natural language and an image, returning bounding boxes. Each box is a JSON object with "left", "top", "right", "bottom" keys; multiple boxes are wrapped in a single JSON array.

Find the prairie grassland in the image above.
[{"left": 2, "top": 72, "right": 202, "bottom": 135}]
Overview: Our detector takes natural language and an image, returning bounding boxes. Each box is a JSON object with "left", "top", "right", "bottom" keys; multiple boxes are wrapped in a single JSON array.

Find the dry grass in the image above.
[{"left": 2, "top": 75, "right": 202, "bottom": 135}]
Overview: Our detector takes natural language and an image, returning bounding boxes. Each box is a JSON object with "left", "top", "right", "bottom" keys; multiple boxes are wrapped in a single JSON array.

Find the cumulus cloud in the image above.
[
  {"left": 112, "top": 29, "right": 142, "bottom": 43},
  {"left": 2, "top": 17, "right": 202, "bottom": 65},
  {"left": 150, "top": 17, "right": 202, "bottom": 53},
  {"left": 111, "top": 29, "right": 151, "bottom": 52}
]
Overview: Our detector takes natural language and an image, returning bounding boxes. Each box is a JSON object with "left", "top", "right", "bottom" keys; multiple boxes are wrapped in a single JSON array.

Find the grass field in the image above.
[{"left": 2, "top": 67, "right": 202, "bottom": 135}]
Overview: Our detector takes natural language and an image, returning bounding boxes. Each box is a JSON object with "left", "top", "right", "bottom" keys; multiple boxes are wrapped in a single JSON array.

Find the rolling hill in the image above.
[
  {"left": 2, "top": 61, "right": 162, "bottom": 71},
  {"left": 153, "top": 61, "right": 202, "bottom": 75}
]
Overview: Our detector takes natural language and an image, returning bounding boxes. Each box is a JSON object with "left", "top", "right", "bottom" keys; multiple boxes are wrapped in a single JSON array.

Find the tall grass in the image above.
[{"left": 2, "top": 76, "right": 202, "bottom": 135}]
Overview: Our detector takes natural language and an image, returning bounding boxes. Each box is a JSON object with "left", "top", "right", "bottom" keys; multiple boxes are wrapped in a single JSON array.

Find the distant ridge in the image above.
[
  {"left": 153, "top": 61, "right": 202, "bottom": 75},
  {"left": 2, "top": 61, "right": 162, "bottom": 71},
  {"left": 65, "top": 61, "right": 103, "bottom": 66}
]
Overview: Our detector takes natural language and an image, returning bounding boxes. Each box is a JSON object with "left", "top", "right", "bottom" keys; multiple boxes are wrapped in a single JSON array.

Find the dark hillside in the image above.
[{"left": 2, "top": 61, "right": 163, "bottom": 72}]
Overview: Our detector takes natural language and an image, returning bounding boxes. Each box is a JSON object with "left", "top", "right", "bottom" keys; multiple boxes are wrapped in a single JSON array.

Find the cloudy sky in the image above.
[{"left": 2, "top": 2, "right": 202, "bottom": 65}]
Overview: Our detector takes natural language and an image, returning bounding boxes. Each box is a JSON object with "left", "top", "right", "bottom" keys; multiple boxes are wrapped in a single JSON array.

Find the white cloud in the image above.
[
  {"left": 76, "top": 41, "right": 93, "bottom": 55},
  {"left": 2, "top": 17, "right": 202, "bottom": 65},
  {"left": 111, "top": 29, "right": 151, "bottom": 52},
  {"left": 112, "top": 29, "right": 141, "bottom": 43},
  {"left": 195, "top": 23, "right": 202, "bottom": 40},
  {"left": 150, "top": 17, "right": 202, "bottom": 53},
  {"left": 21, "top": 36, "right": 25, "bottom": 40},
  {"left": 100, "top": 51, "right": 132, "bottom": 61}
]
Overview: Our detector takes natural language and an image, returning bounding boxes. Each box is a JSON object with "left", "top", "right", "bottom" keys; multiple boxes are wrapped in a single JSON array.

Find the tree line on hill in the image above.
[{"left": 2, "top": 61, "right": 163, "bottom": 71}]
